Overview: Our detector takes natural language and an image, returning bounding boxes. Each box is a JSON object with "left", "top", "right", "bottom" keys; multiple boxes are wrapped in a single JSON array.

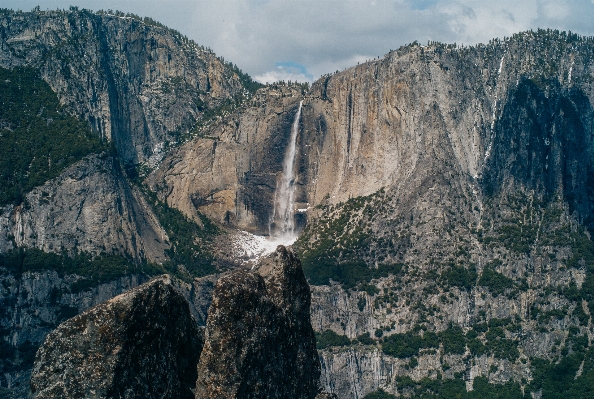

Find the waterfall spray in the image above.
[{"left": 270, "top": 100, "right": 303, "bottom": 241}]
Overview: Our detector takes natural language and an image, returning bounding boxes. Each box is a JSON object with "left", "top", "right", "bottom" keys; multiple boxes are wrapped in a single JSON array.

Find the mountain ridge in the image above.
[{"left": 1, "top": 8, "right": 594, "bottom": 398}]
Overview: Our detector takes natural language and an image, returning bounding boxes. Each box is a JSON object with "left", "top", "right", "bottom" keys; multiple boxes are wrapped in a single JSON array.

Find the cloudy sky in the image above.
[{"left": 3, "top": 0, "right": 594, "bottom": 83}]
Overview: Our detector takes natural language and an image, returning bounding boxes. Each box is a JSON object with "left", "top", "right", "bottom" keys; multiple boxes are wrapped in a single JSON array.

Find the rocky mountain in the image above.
[
  {"left": 28, "top": 247, "right": 324, "bottom": 399},
  {"left": 151, "top": 29, "right": 594, "bottom": 398},
  {"left": 0, "top": 7, "right": 246, "bottom": 165},
  {"left": 0, "top": 6, "right": 256, "bottom": 264},
  {"left": 1, "top": 6, "right": 594, "bottom": 399}
]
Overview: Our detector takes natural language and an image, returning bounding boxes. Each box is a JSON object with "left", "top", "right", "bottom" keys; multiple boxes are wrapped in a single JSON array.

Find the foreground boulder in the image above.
[
  {"left": 195, "top": 245, "right": 321, "bottom": 399},
  {"left": 30, "top": 275, "right": 203, "bottom": 399}
]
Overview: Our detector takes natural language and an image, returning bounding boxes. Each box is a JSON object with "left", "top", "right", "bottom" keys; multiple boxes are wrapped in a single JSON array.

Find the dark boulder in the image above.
[
  {"left": 195, "top": 245, "right": 321, "bottom": 399},
  {"left": 30, "top": 275, "right": 203, "bottom": 399}
]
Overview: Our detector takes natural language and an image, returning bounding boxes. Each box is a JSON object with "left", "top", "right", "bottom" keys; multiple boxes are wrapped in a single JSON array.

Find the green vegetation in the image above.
[
  {"left": 356, "top": 332, "right": 376, "bottom": 345},
  {"left": 0, "top": 66, "right": 107, "bottom": 206},
  {"left": 147, "top": 191, "right": 219, "bottom": 280},
  {"left": 441, "top": 265, "right": 477, "bottom": 290},
  {"left": 221, "top": 61, "right": 264, "bottom": 94},
  {"left": 315, "top": 329, "right": 352, "bottom": 350},
  {"left": 379, "top": 321, "right": 520, "bottom": 361},
  {"left": 382, "top": 330, "right": 438, "bottom": 358},
  {"left": 363, "top": 388, "right": 396, "bottom": 399},
  {"left": 0, "top": 338, "right": 37, "bottom": 378},
  {"left": 478, "top": 262, "right": 515, "bottom": 297},
  {"left": 0, "top": 247, "right": 139, "bottom": 290},
  {"left": 391, "top": 375, "right": 523, "bottom": 399},
  {"left": 381, "top": 326, "right": 466, "bottom": 358},
  {"left": 295, "top": 190, "right": 407, "bottom": 288}
]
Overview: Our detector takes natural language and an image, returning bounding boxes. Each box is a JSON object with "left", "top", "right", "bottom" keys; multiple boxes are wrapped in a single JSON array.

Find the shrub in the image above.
[
  {"left": 362, "top": 388, "right": 396, "bottom": 399},
  {"left": 315, "top": 329, "right": 351, "bottom": 350},
  {"left": 479, "top": 267, "right": 514, "bottom": 296}
]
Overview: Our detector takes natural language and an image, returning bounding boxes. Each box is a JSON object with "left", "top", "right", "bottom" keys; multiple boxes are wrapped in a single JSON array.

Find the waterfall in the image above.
[{"left": 270, "top": 100, "right": 303, "bottom": 241}]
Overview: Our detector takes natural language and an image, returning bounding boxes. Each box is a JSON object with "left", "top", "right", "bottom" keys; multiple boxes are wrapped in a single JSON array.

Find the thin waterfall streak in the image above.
[{"left": 271, "top": 100, "right": 303, "bottom": 240}]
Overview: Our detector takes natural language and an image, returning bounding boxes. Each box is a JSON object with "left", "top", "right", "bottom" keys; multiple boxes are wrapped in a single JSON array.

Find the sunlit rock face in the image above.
[{"left": 147, "top": 85, "right": 305, "bottom": 233}]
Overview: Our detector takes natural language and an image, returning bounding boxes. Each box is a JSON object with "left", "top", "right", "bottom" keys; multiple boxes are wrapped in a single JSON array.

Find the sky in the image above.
[{"left": 2, "top": 0, "right": 594, "bottom": 83}]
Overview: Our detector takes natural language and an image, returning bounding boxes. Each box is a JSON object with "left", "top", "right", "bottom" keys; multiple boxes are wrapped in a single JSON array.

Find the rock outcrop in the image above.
[
  {"left": 0, "top": 265, "right": 217, "bottom": 398},
  {"left": 30, "top": 275, "right": 203, "bottom": 399},
  {"left": 195, "top": 246, "right": 321, "bottom": 399}
]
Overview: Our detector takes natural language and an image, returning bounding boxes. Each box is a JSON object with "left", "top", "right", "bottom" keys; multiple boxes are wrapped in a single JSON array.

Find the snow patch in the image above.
[{"left": 231, "top": 230, "right": 297, "bottom": 266}]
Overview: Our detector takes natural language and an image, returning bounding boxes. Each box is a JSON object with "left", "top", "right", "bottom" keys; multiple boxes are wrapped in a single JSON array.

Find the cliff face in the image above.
[
  {"left": 0, "top": 7, "right": 252, "bottom": 265},
  {"left": 0, "top": 8, "right": 244, "bottom": 165},
  {"left": 30, "top": 275, "right": 203, "bottom": 399},
  {"left": 148, "top": 85, "right": 304, "bottom": 233},
  {"left": 0, "top": 154, "right": 168, "bottom": 261},
  {"left": 152, "top": 31, "right": 594, "bottom": 235},
  {"left": 295, "top": 31, "right": 594, "bottom": 398},
  {"left": 196, "top": 246, "right": 320, "bottom": 399},
  {"left": 138, "top": 30, "right": 594, "bottom": 398},
  {"left": 300, "top": 32, "right": 594, "bottom": 212}
]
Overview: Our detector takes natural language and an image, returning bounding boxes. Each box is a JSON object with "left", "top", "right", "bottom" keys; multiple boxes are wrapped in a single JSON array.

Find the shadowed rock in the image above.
[
  {"left": 195, "top": 245, "right": 321, "bottom": 399},
  {"left": 30, "top": 275, "right": 203, "bottom": 399}
]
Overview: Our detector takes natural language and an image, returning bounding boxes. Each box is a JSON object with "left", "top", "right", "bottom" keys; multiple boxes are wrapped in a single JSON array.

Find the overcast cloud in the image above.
[{"left": 2, "top": 0, "right": 594, "bottom": 83}]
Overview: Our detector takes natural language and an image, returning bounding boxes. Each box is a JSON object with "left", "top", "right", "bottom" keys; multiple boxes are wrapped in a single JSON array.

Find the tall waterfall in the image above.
[{"left": 270, "top": 100, "right": 303, "bottom": 241}]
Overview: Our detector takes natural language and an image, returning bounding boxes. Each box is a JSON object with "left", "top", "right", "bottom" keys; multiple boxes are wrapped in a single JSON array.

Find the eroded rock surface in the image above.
[
  {"left": 30, "top": 275, "right": 203, "bottom": 399},
  {"left": 148, "top": 85, "right": 304, "bottom": 233},
  {"left": 195, "top": 246, "right": 321, "bottom": 399},
  {"left": 0, "top": 154, "right": 169, "bottom": 262}
]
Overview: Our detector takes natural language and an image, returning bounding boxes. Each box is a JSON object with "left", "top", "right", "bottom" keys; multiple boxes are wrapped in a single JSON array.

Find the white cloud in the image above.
[
  {"left": 3, "top": 0, "right": 594, "bottom": 82},
  {"left": 254, "top": 70, "right": 310, "bottom": 84}
]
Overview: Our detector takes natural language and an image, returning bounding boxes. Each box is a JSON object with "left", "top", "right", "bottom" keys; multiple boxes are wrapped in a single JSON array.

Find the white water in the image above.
[
  {"left": 270, "top": 100, "right": 303, "bottom": 242},
  {"left": 231, "top": 101, "right": 304, "bottom": 264},
  {"left": 485, "top": 55, "right": 506, "bottom": 161}
]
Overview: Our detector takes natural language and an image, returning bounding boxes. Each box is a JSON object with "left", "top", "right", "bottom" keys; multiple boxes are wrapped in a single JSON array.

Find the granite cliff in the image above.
[
  {"left": 1, "top": 7, "right": 594, "bottom": 399},
  {"left": 0, "top": 6, "right": 254, "bottom": 263},
  {"left": 151, "top": 29, "right": 594, "bottom": 397},
  {"left": 0, "top": 7, "right": 245, "bottom": 164}
]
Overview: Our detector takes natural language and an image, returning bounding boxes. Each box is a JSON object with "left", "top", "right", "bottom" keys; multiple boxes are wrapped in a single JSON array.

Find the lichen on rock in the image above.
[
  {"left": 30, "top": 275, "right": 203, "bottom": 399},
  {"left": 195, "top": 245, "right": 321, "bottom": 399}
]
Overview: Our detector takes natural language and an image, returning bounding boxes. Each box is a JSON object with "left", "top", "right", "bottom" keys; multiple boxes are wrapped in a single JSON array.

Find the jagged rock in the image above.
[
  {"left": 195, "top": 245, "right": 320, "bottom": 399},
  {"left": 0, "top": 266, "right": 217, "bottom": 397},
  {"left": 30, "top": 275, "right": 203, "bottom": 399}
]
